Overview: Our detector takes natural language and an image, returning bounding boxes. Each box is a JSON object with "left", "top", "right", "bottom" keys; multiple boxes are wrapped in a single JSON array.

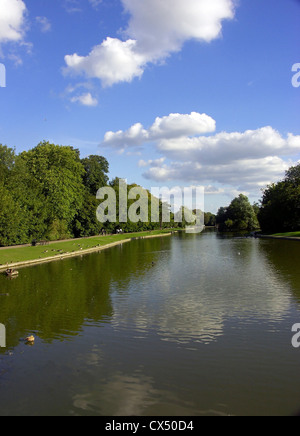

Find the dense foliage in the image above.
[
  {"left": 1, "top": 141, "right": 298, "bottom": 245},
  {"left": 216, "top": 194, "right": 260, "bottom": 231},
  {"left": 258, "top": 164, "right": 300, "bottom": 233},
  {"left": 215, "top": 163, "right": 300, "bottom": 233},
  {"left": 204, "top": 212, "right": 216, "bottom": 227},
  {"left": 0, "top": 142, "right": 176, "bottom": 246}
]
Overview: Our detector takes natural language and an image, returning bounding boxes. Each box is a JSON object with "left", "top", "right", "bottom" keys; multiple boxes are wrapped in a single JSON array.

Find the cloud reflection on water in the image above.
[{"left": 110, "top": 236, "right": 292, "bottom": 346}]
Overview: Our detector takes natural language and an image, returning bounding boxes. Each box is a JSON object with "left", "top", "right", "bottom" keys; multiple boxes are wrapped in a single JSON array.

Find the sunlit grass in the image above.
[
  {"left": 0, "top": 230, "right": 172, "bottom": 266},
  {"left": 272, "top": 231, "right": 300, "bottom": 238}
]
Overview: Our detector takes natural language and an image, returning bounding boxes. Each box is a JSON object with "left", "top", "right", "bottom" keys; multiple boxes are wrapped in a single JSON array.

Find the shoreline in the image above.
[
  {"left": 0, "top": 233, "right": 172, "bottom": 272},
  {"left": 257, "top": 234, "right": 300, "bottom": 242}
]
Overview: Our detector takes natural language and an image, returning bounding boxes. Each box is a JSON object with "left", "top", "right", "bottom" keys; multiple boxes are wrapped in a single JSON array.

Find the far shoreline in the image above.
[{"left": 257, "top": 234, "right": 300, "bottom": 242}]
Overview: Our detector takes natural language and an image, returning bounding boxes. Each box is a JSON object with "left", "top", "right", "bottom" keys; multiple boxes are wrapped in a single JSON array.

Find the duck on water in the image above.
[{"left": 5, "top": 269, "right": 19, "bottom": 277}]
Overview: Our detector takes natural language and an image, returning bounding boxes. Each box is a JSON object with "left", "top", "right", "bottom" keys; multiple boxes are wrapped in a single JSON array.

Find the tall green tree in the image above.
[
  {"left": 71, "top": 155, "right": 109, "bottom": 237},
  {"left": 217, "top": 194, "right": 259, "bottom": 231},
  {"left": 81, "top": 155, "right": 109, "bottom": 194},
  {"left": 0, "top": 184, "right": 27, "bottom": 246},
  {"left": 0, "top": 144, "right": 15, "bottom": 183},
  {"left": 0, "top": 144, "right": 29, "bottom": 245},
  {"left": 258, "top": 164, "right": 300, "bottom": 233},
  {"left": 17, "top": 141, "right": 85, "bottom": 240},
  {"left": 204, "top": 212, "right": 216, "bottom": 226},
  {"left": 72, "top": 194, "right": 104, "bottom": 238}
]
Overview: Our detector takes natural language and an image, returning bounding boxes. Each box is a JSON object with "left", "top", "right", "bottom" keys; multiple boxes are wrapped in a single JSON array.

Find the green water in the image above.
[{"left": 0, "top": 231, "right": 300, "bottom": 416}]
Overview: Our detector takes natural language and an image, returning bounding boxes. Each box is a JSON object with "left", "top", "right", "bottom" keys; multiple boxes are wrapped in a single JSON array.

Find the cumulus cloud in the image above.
[
  {"left": 0, "top": 0, "right": 27, "bottom": 44},
  {"left": 149, "top": 112, "right": 216, "bottom": 140},
  {"left": 204, "top": 186, "right": 225, "bottom": 195},
  {"left": 64, "top": 38, "right": 146, "bottom": 87},
  {"left": 104, "top": 122, "right": 148, "bottom": 149},
  {"left": 123, "top": 0, "right": 235, "bottom": 58},
  {"left": 101, "top": 113, "right": 300, "bottom": 193},
  {"left": 146, "top": 126, "right": 300, "bottom": 190},
  {"left": 138, "top": 157, "right": 166, "bottom": 168},
  {"left": 70, "top": 92, "right": 98, "bottom": 107},
  {"left": 156, "top": 127, "right": 300, "bottom": 163},
  {"left": 143, "top": 155, "right": 295, "bottom": 192},
  {"left": 103, "top": 112, "right": 216, "bottom": 148},
  {"left": 64, "top": 0, "right": 236, "bottom": 86}
]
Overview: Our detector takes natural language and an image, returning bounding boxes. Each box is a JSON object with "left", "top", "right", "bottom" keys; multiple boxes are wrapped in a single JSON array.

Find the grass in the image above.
[
  {"left": 271, "top": 231, "right": 300, "bottom": 238},
  {"left": 0, "top": 230, "right": 172, "bottom": 266}
]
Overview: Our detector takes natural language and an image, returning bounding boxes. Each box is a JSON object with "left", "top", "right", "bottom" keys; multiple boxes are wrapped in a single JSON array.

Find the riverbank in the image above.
[
  {"left": 258, "top": 232, "right": 300, "bottom": 241},
  {"left": 0, "top": 230, "right": 173, "bottom": 272},
  {"left": 272, "top": 231, "right": 300, "bottom": 238}
]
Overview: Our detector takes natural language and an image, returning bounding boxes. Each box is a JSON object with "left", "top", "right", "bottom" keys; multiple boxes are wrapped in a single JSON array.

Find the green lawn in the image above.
[
  {"left": 272, "top": 231, "right": 300, "bottom": 238},
  {"left": 0, "top": 230, "right": 171, "bottom": 266}
]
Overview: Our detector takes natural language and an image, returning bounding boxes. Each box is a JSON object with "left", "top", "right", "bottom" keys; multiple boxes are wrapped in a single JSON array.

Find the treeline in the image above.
[
  {"left": 0, "top": 142, "right": 179, "bottom": 246},
  {"left": 216, "top": 194, "right": 259, "bottom": 231},
  {"left": 215, "top": 163, "right": 300, "bottom": 233},
  {"left": 1, "top": 141, "right": 299, "bottom": 246},
  {"left": 258, "top": 164, "right": 300, "bottom": 233}
]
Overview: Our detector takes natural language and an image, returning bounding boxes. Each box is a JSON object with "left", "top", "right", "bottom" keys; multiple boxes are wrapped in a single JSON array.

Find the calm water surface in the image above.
[{"left": 0, "top": 231, "right": 300, "bottom": 416}]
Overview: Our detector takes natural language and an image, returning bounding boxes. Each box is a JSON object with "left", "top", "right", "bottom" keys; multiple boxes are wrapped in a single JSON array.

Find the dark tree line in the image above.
[
  {"left": 258, "top": 164, "right": 300, "bottom": 233},
  {"left": 215, "top": 164, "right": 300, "bottom": 233},
  {"left": 216, "top": 194, "right": 259, "bottom": 231}
]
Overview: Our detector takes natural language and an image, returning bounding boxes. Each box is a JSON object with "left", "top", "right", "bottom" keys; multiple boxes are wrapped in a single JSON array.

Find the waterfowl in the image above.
[
  {"left": 5, "top": 269, "right": 19, "bottom": 277},
  {"left": 25, "top": 335, "right": 35, "bottom": 343}
]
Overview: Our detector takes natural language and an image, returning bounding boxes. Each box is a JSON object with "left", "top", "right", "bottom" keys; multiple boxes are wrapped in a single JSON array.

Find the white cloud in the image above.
[
  {"left": 156, "top": 127, "right": 300, "bottom": 163},
  {"left": 104, "top": 114, "right": 300, "bottom": 193},
  {"left": 138, "top": 157, "right": 166, "bottom": 168},
  {"left": 123, "top": 0, "right": 235, "bottom": 58},
  {"left": 205, "top": 185, "right": 225, "bottom": 195},
  {"left": 143, "top": 155, "right": 295, "bottom": 192},
  {"left": 64, "top": 0, "right": 236, "bottom": 86},
  {"left": 0, "top": 0, "right": 27, "bottom": 44},
  {"left": 64, "top": 37, "right": 146, "bottom": 87},
  {"left": 149, "top": 112, "right": 216, "bottom": 140},
  {"left": 104, "top": 122, "right": 148, "bottom": 148},
  {"left": 70, "top": 92, "right": 98, "bottom": 106},
  {"left": 103, "top": 112, "right": 216, "bottom": 148}
]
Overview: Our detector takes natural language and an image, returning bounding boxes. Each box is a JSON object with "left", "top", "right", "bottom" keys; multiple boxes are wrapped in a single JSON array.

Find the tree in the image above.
[
  {"left": 0, "top": 145, "right": 30, "bottom": 245},
  {"left": 285, "top": 164, "right": 300, "bottom": 186},
  {"left": 17, "top": 141, "right": 85, "bottom": 240},
  {"left": 72, "top": 193, "right": 104, "bottom": 238},
  {"left": 258, "top": 163, "right": 300, "bottom": 233},
  {"left": 0, "top": 144, "right": 15, "bottom": 183},
  {"left": 81, "top": 155, "right": 109, "bottom": 194},
  {"left": 204, "top": 212, "right": 216, "bottom": 226},
  {"left": 0, "top": 184, "right": 27, "bottom": 246},
  {"left": 217, "top": 194, "right": 259, "bottom": 231},
  {"left": 216, "top": 207, "right": 227, "bottom": 227}
]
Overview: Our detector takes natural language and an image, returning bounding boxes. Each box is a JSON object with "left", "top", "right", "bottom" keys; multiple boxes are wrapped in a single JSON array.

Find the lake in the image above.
[{"left": 0, "top": 230, "right": 300, "bottom": 416}]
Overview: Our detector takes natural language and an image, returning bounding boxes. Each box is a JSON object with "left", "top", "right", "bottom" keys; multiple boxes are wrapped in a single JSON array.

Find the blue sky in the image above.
[{"left": 0, "top": 0, "right": 299, "bottom": 212}]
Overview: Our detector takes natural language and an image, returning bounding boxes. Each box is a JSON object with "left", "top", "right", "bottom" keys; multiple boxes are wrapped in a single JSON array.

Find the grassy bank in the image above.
[
  {"left": 272, "top": 231, "right": 300, "bottom": 238},
  {"left": 0, "top": 230, "right": 172, "bottom": 268}
]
